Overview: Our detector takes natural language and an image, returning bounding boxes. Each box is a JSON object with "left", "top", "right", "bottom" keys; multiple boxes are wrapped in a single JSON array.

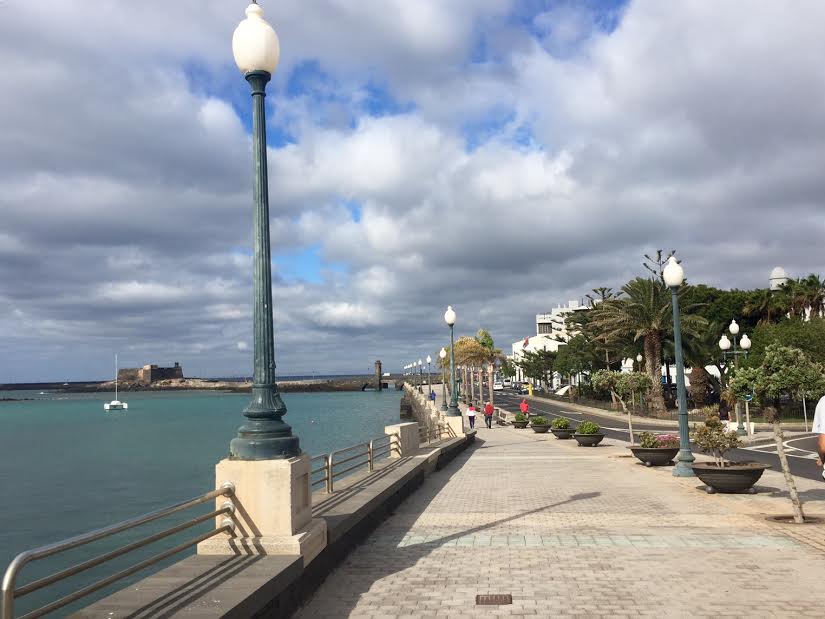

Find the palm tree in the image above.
[
  {"left": 744, "top": 288, "right": 785, "bottom": 325},
  {"left": 587, "top": 277, "right": 706, "bottom": 416}
]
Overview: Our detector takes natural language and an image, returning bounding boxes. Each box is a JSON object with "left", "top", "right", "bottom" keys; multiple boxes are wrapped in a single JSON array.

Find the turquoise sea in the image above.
[{"left": 0, "top": 388, "right": 401, "bottom": 617}]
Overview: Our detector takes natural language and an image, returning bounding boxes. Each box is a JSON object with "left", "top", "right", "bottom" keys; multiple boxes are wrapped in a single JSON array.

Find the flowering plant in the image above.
[{"left": 639, "top": 432, "right": 680, "bottom": 448}]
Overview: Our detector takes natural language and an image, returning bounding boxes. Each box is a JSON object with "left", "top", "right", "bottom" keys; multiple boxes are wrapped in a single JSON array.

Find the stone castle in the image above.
[{"left": 118, "top": 362, "right": 183, "bottom": 385}]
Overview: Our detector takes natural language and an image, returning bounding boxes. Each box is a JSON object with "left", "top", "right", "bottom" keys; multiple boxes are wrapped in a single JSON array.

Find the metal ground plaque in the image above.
[{"left": 476, "top": 593, "right": 513, "bottom": 605}]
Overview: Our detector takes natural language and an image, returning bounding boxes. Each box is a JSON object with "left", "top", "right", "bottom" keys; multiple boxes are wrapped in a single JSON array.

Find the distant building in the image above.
[
  {"left": 118, "top": 362, "right": 183, "bottom": 385},
  {"left": 535, "top": 299, "right": 589, "bottom": 342}
]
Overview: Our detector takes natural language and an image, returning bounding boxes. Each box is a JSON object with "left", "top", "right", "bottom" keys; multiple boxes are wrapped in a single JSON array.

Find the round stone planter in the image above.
[
  {"left": 628, "top": 446, "right": 680, "bottom": 467},
  {"left": 574, "top": 433, "right": 604, "bottom": 447},
  {"left": 691, "top": 462, "right": 770, "bottom": 494},
  {"left": 550, "top": 427, "right": 575, "bottom": 439},
  {"left": 531, "top": 425, "right": 549, "bottom": 433},
  {"left": 512, "top": 420, "right": 528, "bottom": 429}
]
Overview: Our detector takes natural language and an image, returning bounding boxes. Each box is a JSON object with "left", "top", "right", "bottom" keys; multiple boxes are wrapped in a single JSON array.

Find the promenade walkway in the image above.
[{"left": 294, "top": 419, "right": 825, "bottom": 617}]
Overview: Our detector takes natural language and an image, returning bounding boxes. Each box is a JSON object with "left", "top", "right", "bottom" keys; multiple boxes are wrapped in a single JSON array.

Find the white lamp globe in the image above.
[
  {"left": 662, "top": 256, "right": 684, "bottom": 288},
  {"left": 426, "top": 355, "right": 432, "bottom": 364},
  {"left": 232, "top": 2, "right": 281, "bottom": 75},
  {"left": 729, "top": 319, "right": 740, "bottom": 335},
  {"left": 636, "top": 354, "right": 643, "bottom": 362},
  {"left": 719, "top": 335, "right": 731, "bottom": 351},
  {"left": 444, "top": 306, "right": 456, "bottom": 326},
  {"left": 418, "top": 359, "right": 423, "bottom": 366},
  {"left": 740, "top": 334, "right": 751, "bottom": 350},
  {"left": 439, "top": 348, "right": 447, "bottom": 359}
]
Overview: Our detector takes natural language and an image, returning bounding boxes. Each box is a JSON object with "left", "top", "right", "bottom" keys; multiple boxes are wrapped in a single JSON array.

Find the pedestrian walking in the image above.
[
  {"left": 484, "top": 401, "right": 494, "bottom": 429},
  {"left": 520, "top": 398, "right": 529, "bottom": 419},
  {"left": 814, "top": 394, "right": 825, "bottom": 481},
  {"left": 467, "top": 403, "right": 476, "bottom": 429}
]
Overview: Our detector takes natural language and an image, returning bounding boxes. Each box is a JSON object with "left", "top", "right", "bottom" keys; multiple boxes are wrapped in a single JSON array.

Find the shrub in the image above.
[
  {"left": 530, "top": 415, "right": 548, "bottom": 426},
  {"left": 691, "top": 409, "right": 740, "bottom": 467},
  {"left": 514, "top": 413, "right": 526, "bottom": 422},
  {"left": 577, "top": 420, "right": 600, "bottom": 435},
  {"left": 639, "top": 432, "right": 680, "bottom": 448},
  {"left": 551, "top": 417, "right": 570, "bottom": 429}
]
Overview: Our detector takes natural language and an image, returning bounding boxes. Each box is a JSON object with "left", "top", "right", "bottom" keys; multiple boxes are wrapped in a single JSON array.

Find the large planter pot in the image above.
[
  {"left": 691, "top": 462, "right": 770, "bottom": 494},
  {"left": 550, "top": 428, "right": 575, "bottom": 440},
  {"left": 628, "top": 446, "right": 680, "bottom": 467},
  {"left": 531, "top": 425, "right": 549, "bottom": 434},
  {"left": 512, "top": 420, "right": 528, "bottom": 429},
  {"left": 574, "top": 433, "right": 604, "bottom": 447}
]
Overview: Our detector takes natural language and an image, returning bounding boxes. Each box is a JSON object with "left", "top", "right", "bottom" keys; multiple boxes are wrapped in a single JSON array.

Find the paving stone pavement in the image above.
[{"left": 293, "top": 424, "right": 825, "bottom": 618}]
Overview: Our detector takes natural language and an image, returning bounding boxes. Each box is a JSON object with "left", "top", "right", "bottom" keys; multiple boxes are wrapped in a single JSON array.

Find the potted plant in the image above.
[
  {"left": 574, "top": 420, "right": 604, "bottom": 447},
  {"left": 512, "top": 412, "right": 528, "bottom": 429},
  {"left": 690, "top": 406, "right": 768, "bottom": 494},
  {"left": 530, "top": 415, "right": 549, "bottom": 433},
  {"left": 628, "top": 432, "right": 680, "bottom": 466},
  {"left": 550, "top": 416, "right": 575, "bottom": 439}
]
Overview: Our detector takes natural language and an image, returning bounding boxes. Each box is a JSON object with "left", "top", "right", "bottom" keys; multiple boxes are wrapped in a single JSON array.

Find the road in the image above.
[{"left": 493, "top": 390, "right": 825, "bottom": 483}]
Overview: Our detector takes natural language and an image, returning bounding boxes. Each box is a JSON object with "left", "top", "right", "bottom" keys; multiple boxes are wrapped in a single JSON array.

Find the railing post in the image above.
[
  {"left": 368, "top": 441, "right": 374, "bottom": 472},
  {"left": 326, "top": 453, "right": 333, "bottom": 493}
]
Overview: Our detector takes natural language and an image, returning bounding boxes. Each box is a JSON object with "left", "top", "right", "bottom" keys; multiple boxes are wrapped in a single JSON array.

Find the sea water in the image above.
[{"left": 0, "top": 388, "right": 401, "bottom": 616}]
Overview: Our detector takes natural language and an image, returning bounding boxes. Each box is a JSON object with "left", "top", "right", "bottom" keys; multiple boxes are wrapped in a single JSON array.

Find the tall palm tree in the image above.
[
  {"left": 744, "top": 288, "right": 785, "bottom": 325},
  {"left": 587, "top": 277, "right": 706, "bottom": 416}
]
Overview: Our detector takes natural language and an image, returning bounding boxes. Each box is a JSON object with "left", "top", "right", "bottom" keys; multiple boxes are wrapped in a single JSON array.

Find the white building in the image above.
[{"left": 535, "top": 300, "right": 590, "bottom": 343}]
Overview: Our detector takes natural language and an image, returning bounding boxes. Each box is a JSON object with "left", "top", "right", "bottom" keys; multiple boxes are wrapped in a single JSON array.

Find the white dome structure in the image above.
[{"left": 769, "top": 266, "right": 788, "bottom": 291}]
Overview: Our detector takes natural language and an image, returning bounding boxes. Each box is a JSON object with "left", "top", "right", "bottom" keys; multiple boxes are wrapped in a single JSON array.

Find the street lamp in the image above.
[
  {"left": 439, "top": 348, "right": 448, "bottom": 411},
  {"left": 426, "top": 355, "right": 432, "bottom": 399},
  {"left": 719, "top": 319, "right": 751, "bottom": 436},
  {"left": 444, "top": 306, "right": 460, "bottom": 416},
  {"left": 229, "top": 1, "right": 299, "bottom": 460},
  {"left": 635, "top": 353, "right": 643, "bottom": 370},
  {"left": 418, "top": 359, "right": 423, "bottom": 393},
  {"left": 663, "top": 256, "right": 694, "bottom": 477}
]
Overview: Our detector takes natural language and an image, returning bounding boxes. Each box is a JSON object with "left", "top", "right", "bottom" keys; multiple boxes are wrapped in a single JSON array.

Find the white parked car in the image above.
[{"left": 493, "top": 381, "right": 504, "bottom": 391}]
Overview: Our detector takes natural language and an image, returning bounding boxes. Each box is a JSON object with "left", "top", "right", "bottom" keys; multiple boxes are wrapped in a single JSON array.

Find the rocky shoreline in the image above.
[{"left": 1, "top": 375, "right": 407, "bottom": 394}]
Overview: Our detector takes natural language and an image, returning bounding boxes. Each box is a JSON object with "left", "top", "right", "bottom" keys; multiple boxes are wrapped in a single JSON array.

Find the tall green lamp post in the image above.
[
  {"left": 229, "top": 1, "right": 299, "bottom": 460},
  {"left": 439, "top": 347, "right": 448, "bottom": 411},
  {"left": 444, "top": 306, "right": 460, "bottom": 417},
  {"left": 718, "top": 320, "right": 751, "bottom": 435},
  {"left": 418, "top": 359, "right": 424, "bottom": 393},
  {"left": 426, "top": 355, "right": 432, "bottom": 398},
  {"left": 663, "top": 257, "right": 694, "bottom": 477}
]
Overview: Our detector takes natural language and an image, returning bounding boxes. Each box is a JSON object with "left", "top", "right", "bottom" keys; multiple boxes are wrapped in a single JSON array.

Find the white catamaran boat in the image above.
[{"left": 104, "top": 354, "right": 128, "bottom": 412}]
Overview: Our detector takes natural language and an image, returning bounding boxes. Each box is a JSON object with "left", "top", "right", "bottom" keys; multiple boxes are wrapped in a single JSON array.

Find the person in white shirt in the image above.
[
  {"left": 813, "top": 395, "right": 825, "bottom": 481},
  {"left": 466, "top": 403, "right": 476, "bottom": 429}
]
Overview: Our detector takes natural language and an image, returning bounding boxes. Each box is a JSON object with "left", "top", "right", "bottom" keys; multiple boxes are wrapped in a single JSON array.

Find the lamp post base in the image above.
[
  {"left": 672, "top": 451, "right": 696, "bottom": 477},
  {"left": 447, "top": 403, "right": 461, "bottom": 417}
]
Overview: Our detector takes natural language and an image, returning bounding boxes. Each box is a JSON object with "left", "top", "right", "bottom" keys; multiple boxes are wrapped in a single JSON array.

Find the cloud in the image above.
[{"left": 1, "top": 0, "right": 824, "bottom": 381}]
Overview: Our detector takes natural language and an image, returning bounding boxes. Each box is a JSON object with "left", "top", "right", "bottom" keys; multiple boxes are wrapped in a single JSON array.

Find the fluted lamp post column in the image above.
[
  {"left": 418, "top": 359, "right": 424, "bottom": 393},
  {"left": 199, "top": 1, "right": 326, "bottom": 561},
  {"left": 663, "top": 257, "right": 695, "bottom": 477},
  {"left": 445, "top": 306, "right": 460, "bottom": 417},
  {"left": 439, "top": 348, "right": 448, "bottom": 411},
  {"left": 230, "top": 0, "right": 298, "bottom": 461},
  {"left": 426, "top": 355, "right": 432, "bottom": 400}
]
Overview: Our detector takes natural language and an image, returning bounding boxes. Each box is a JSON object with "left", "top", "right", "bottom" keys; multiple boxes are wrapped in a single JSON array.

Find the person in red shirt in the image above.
[
  {"left": 484, "top": 401, "right": 495, "bottom": 429},
  {"left": 519, "top": 399, "right": 529, "bottom": 419}
]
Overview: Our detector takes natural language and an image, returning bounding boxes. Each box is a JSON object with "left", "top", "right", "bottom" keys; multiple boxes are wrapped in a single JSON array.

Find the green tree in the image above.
[
  {"left": 499, "top": 358, "right": 517, "bottom": 380},
  {"left": 591, "top": 370, "right": 652, "bottom": 443},
  {"left": 729, "top": 344, "right": 825, "bottom": 523},
  {"left": 587, "top": 277, "right": 706, "bottom": 416},
  {"left": 554, "top": 335, "right": 596, "bottom": 400},
  {"left": 515, "top": 349, "right": 556, "bottom": 389},
  {"left": 474, "top": 329, "right": 503, "bottom": 406},
  {"left": 749, "top": 318, "right": 825, "bottom": 365}
]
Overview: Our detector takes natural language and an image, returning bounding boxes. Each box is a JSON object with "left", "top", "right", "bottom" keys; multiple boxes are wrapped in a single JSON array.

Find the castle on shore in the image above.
[{"left": 118, "top": 362, "right": 183, "bottom": 385}]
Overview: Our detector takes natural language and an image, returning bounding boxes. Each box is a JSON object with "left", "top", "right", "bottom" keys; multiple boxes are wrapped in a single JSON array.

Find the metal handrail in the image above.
[
  {"left": 1, "top": 483, "right": 235, "bottom": 619},
  {"left": 311, "top": 433, "right": 397, "bottom": 494}
]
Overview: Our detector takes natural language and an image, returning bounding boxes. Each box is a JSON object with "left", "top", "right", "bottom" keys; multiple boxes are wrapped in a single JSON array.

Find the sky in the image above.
[{"left": 1, "top": 0, "right": 824, "bottom": 382}]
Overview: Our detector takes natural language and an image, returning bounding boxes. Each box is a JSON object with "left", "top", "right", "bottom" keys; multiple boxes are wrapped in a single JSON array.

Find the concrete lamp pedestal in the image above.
[
  {"left": 198, "top": 456, "right": 327, "bottom": 566},
  {"left": 445, "top": 416, "right": 465, "bottom": 439}
]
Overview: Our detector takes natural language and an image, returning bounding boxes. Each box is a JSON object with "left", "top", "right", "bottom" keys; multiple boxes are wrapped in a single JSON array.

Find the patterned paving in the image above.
[{"left": 294, "top": 423, "right": 825, "bottom": 618}]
